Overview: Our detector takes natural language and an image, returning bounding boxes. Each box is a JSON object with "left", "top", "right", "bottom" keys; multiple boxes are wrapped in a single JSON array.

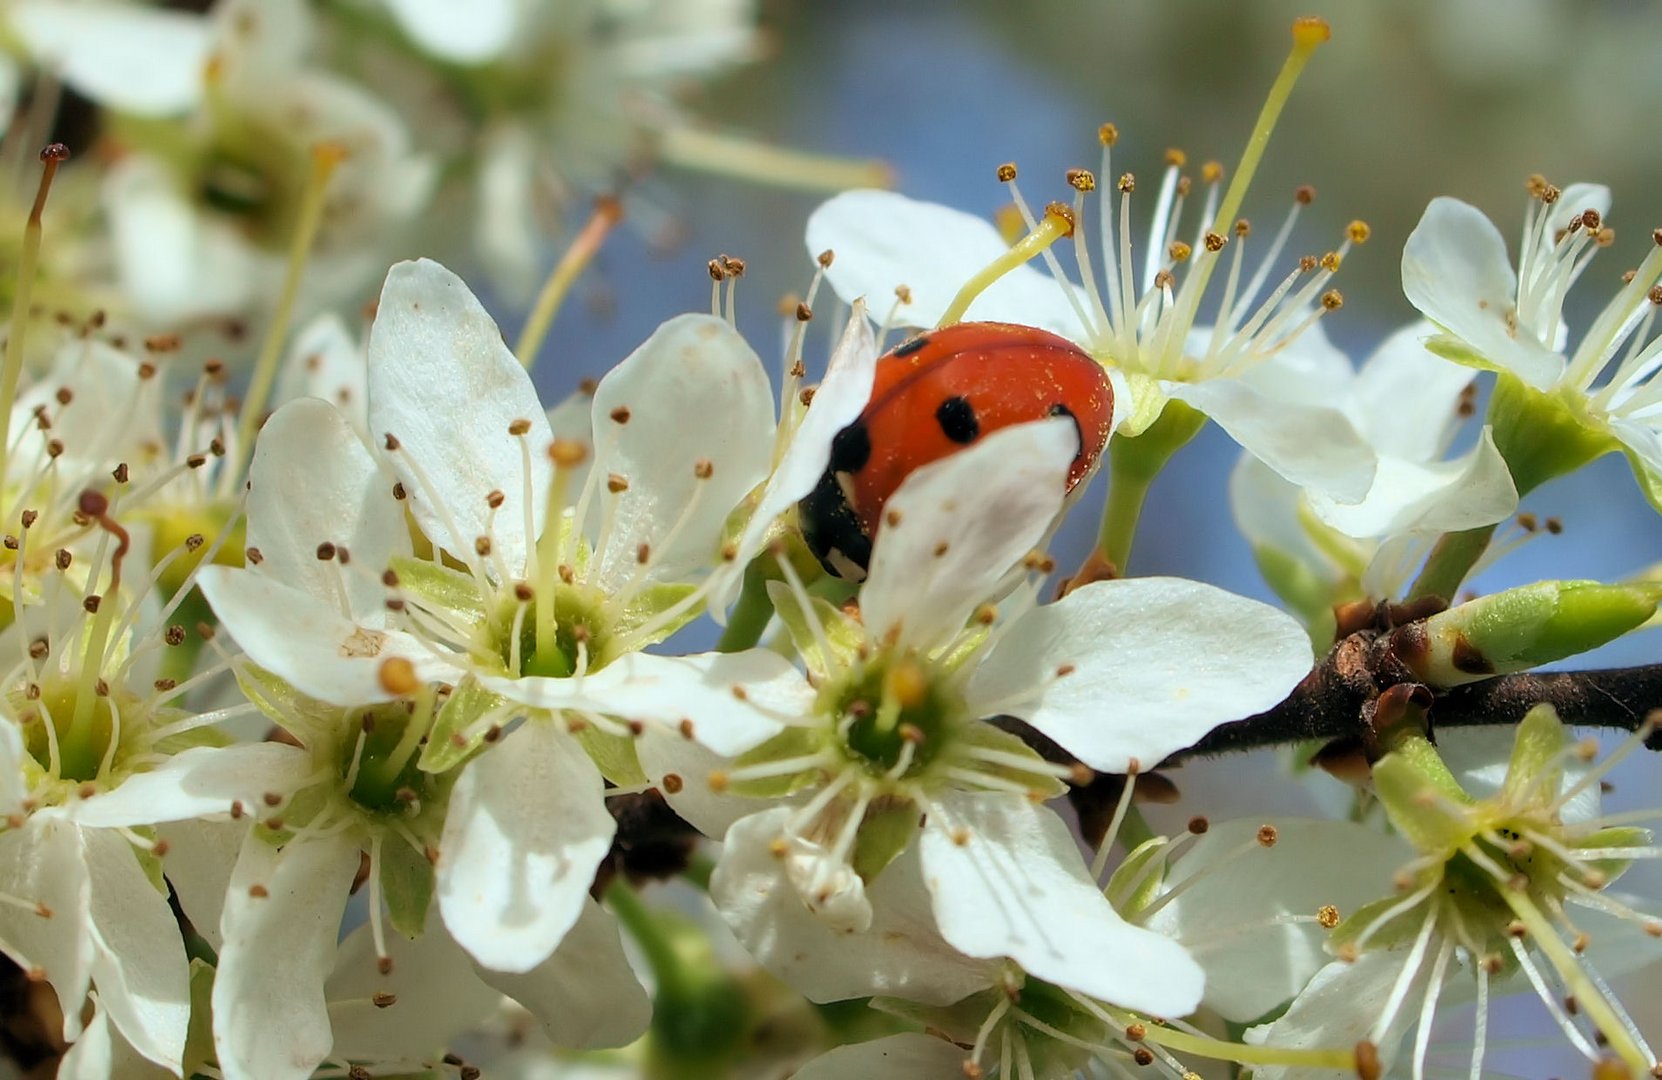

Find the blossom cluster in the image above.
[{"left": 0, "top": 7, "right": 1654, "bottom": 1080}]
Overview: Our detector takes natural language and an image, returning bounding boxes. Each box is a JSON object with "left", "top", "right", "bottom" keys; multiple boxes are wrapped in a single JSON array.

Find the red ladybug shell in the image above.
[{"left": 799, "top": 321, "right": 1113, "bottom": 576}]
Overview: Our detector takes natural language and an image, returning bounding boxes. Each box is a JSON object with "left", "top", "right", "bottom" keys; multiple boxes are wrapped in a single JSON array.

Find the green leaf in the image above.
[
  {"left": 379, "top": 837, "right": 435, "bottom": 939},
  {"left": 420, "top": 676, "right": 512, "bottom": 773}
]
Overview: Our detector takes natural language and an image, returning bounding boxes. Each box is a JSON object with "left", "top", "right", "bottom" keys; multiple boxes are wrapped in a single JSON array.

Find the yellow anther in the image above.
[
  {"left": 1097, "top": 122, "right": 1119, "bottom": 146},
  {"left": 1347, "top": 220, "right": 1371, "bottom": 244}
]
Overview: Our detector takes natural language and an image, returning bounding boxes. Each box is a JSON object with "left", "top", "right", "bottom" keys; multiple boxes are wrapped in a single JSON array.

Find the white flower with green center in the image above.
[
  {"left": 768, "top": 816, "right": 1412, "bottom": 1079},
  {"left": 1403, "top": 180, "right": 1662, "bottom": 509},
  {"left": 173, "top": 665, "right": 651, "bottom": 1080},
  {"left": 1247, "top": 708, "right": 1662, "bottom": 1079},
  {"left": 0, "top": 514, "right": 289, "bottom": 1073},
  {"left": 199, "top": 258, "right": 811, "bottom": 973},
  {"left": 802, "top": 19, "right": 1393, "bottom": 518},
  {"left": 49, "top": 0, "right": 437, "bottom": 324},
  {"left": 1230, "top": 321, "right": 1519, "bottom": 623},
  {"left": 645, "top": 419, "right": 1313, "bottom": 1011}
]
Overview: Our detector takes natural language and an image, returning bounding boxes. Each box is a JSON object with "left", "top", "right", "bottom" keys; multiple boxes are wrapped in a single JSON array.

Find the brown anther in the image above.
[
  {"left": 1542, "top": 184, "right": 1561, "bottom": 204},
  {"left": 607, "top": 473, "right": 629, "bottom": 493},
  {"left": 635, "top": 541, "right": 651, "bottom": 565},
  {"left": 143, "top": 333, "right": 182, "bottom": 353},
  {"left": 1256, "top": 824, "right": 1279, "bottom": 847},
  {"left": 1582, "top": 209, "right": 1603, "bottom": 232},
  {"left": 77, "top": 782, "right": 96, "bottom": 800},
  {"left": 996, "top": 162, "right": 1017, "bottom": 182},
  {"left": 1043, "top": 201, "right": 1076, "bottom": 236},
  {"left": 707, "top": 258, "right": 727, "bottom": 282},
  {"left": 1507, "top": 919, "right": 1528, "bottom": 938},
  {"left": 932, "top": 540, "right": 950, "bottom": 557},
  {"left": 249, "top": 884, "right": 269, "bottom": 899},
  {"left": 1545, "top": 516, "right": 1563, "bottom": 534},
  {"left": 185, "top": 453, "right": 207, "bottom": 468},
  {"left": 507, "top": 418, "right": 532, "bottom": 437},
  {"left": 473, "top": 536, "right": 491, "bottom": 557},
  {"left": 1299, "top": 255, "right": 1319, "bottom": 273},
  {"left": 26, "top": 638, "right": 46, "bottom": 660},
  {"left": 377, "top": 956, "right": 394, "bottom": 976},
  {"left": 1117, "top": 172, "right": 1135, "bottom": 193},
  {"left": 799, "top": 386, "right": 817, "bottom": 407},
  {"left": 973, "top": 604, "right": 997, "bottom": 625},
  {"left": 884, "top": 508, "right": 902, "bottom": 528},
  {"left": 53, "top": 549, "right": 70, "bottom": 571},
  {"left": 796, "top": 301, "right": 813, "bottom": 322},
  {"left": 93, "top": 679, "right": 108, "bottom": 697},
  {"left": 693, "top": 458, "right": 714, "bottom": 479},
  {"left": 19, "top": 510, "right": 36, "bottom": 529},
  {"left": 895, "top": 284, "right": 912, "bottom": 305},
  {"left": 1321, "top": 289, "right": 1344, "bottom": 311},
  {"left": 557, "top": 564, "right": 575, "bottom": 583},
  {"left": 231, "top": 800, "right": 245, "bottom": 819},
  {"left": 817, "top": 249, "right": 835, "bottom": 268},
  {"left": 1188, "top": 816, "right": 1210, "bottom": 835},
  {"left": 1153, "top": 269, "right": 1175, "bottom": 290},
  {"left": 485, "top": 489, "right": 506, "bottom": 509},
  {"left": 82, "top": 595, "right": 101, "bottom": 614},
  {"left": 1132, "top": 1048, "right": 1155, "bottom": 1066},
  {"left": 512, "top": 582, "right": 533, "bottom": 603},
  {"left": 721, "top": 255, "right": 747, "bottom": 277},
  {"left": 1066, "top": 168, "right": 1096, "bottom": 192},
  {"left": 662, "top": 773, "right": 684, "bottom": 794},
  {"left": 391, "top": 482, "right": 406, "bottom": 500},
  {"left": 316, "top": 541, "right": 337, "bottom": 561},
  {"left": 1649, "top": 285, "right": 1662, "bottom": 307},
  {"left": 1317, "top": 904, "right": 1341, "bottom": 929},
  {"left": 1295, "top": 184, "right": 1316, "bottom": 206},
  {"left": 44, "top": 440, "right": 61, "bottom": 459},
  {"left": 372, "top": 991, "right": 397, "bottom": 1008},
  {"left": 1203, "top": 231, "right": 1226, "bottom": 252},
  {"left": 112, "top": 463, "right": 129, "bottom": 484}
]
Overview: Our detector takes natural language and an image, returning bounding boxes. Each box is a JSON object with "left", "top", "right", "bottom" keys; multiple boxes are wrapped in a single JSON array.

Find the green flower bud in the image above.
[{"left": 1399, "top": 580, "right": 1662, "bottom": 687}]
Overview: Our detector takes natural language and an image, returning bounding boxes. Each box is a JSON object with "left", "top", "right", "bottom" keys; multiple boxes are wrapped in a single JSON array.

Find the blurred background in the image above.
[{"left": 494, "top": 2, "right": 1662, "bottom": 1070}]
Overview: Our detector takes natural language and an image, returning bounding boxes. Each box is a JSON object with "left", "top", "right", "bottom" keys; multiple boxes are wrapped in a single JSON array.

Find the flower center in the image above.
[
  {"left": 341, "top": 701, "right": 441, "bottom": 815},
  {"left": 23, "top": 677, "right": 129, "bottom": 784},
  {"left": 827, "top": 653, "right": 957, "bottom": 778},
  {"left": 490, "top": 582, "right": 615, "bottom": 679}
]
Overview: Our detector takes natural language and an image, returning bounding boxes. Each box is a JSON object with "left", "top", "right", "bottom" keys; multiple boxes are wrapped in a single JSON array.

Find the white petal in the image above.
[
  {"left": 862, "top": 419, "right": 1076, "bottom": 651},
  {"left": 587, "top": 314, "right": 775, "bottom": 590},
  {"left": 713, "top": 808, "right": 997, "bottom": 1005},
  {"left": 16, "top": 340, "right": 159, "bottom": 473},
  {"left": 248, "top": 399, "right": 404, "bottom": 618},
  {"left": 1229, "top": 321, "right": 1355, "bottom": 408},
  {"left": 635, "top": 728, "right": 759, "bottom": 839},
  {"left": 1170, "top": 378, "right": 1377, "bottom": 503},
  {"left": 83, "top": 830, "right": 189, "bottom": 1071},
  {"left": 791, "top": 1033, "right": 969, "bottom": 1080},
  {"left": 546, "top": 386, "right": 596, "bottom": 499},
  {"left": 0, "top": 721, "right": 30, "bottom": 820},
  {"left": 1437, "top": 726, "right": 1603, "bottom": 824},
  {"left": 325, "top": 910, "right": 499, "bottom": 1063},
  {"left": 919, "top": 793, "right": 1203, "bottom": 1015},
  {"left": 58, "top": 996, "right": 112, "bottom": 1080},
  {"left": 968, "top": 577, "right": 1313, "bottom": 772},
  {"left": 437, "top": 723, "right": 614, "bottom": 973},
  {"left": 805, "top": 191, "right": 1091, "bottom": 341},
  {"left": 13, "top": 2, "right": 209, "bottom": 115},
  {"left": 1347, "top": 322, "right": 1478, "bottom": 462},
  {"left": 475, "top": 124, "right": 541, "bottom": 296},
  {"left": 155, "top": 819, "right": 245, "bottom": 952},
  {"left": 382, "top": 0, "right": 518, "bottom": 62},
  {"left": 481, "top": 649, "right": 809, "bottom": 757},
  {"left": 1401, "top": 196, "right": 1565, "bottom": 389},
  {"left": 103, "top": 158, "right": 255, "bottom": 324},
  {"left": 1141, "top": 819, "right": 1413, "bottom": 1022},
  {"left": 213, "top": 833, "right": 361, "bottom": 1080},
  {"left": 0, "top": 818, "right": 92, "bottom": 1041},
  {"left": 1228, "top": 453, "right": 1336, "bottom": 581},
  {"left": 275, "top": 314, "right": 369, "bottom": 438},
  {"left": 1308, "top": 427, "right": 1517, "bottom": 539},
  {"left": 475, "top": 898, "right": 651, "bottom": 1049},
  {"left": 1244, "top": 951, "right": 1430, "bottom": 1080},
  {"left": 198, "top": 567, "right": 452, "bottom": 705},
  {"left": 366, "top": 259, "right": 551, "bottom": 572},
  {"left": 68, "top": 744, "right": 310, "bottom": 828},
  {"left": 708, "top": 305, "right": 878, "bottom": 619}
]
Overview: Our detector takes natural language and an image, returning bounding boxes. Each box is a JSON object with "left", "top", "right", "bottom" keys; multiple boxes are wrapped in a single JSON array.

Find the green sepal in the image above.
[
  {"left": 1424, "top": 333, "right": 1512, "bottom": 377},
  {"left": 389, "top": 555, "right": 491, "bottom": 627},
  {"left": 1106, "top": 835, "right": 1171, "bottom": 914},
  {"left": 613, "top": 583, "right": 700, "bottom": 657},
  {"left": 1620, "top": 444, "right": 1662, "bottom": 516},
  {"left": 1328, "top": 892, "right": 1430, "bottom": 955},
  {"left": 1112, "top": 371, "right": 1171, "bottom": 439},
  {"left": 850, "top": 800, "right": 918, "bottom": 883},
  {"left": 872, "top": 987, "right": 1004, "bottom": 1044},
  {"left": 150, "top": 713, "right": 234, "bottom": 756},
  {"left": 1502, "top": 704, "right": 1566, "bottom": 808},
  {"left": 419, "top": 676, "right": 509, "bottom": 773},
  {"left": 765, "top": 580, "right": 862, "bottom": 677},
  {"left": 379, "top": 837, "right": 436, "bottom": 939},
  {"left": 1574, "top": 825, "right": 1653, "bottom": 885},
  {"left": 728, "top": 727, "right": 825, "bottom": 798},
  {"left": 234, "top": 662, "right": 337, "bottom": 748},
  {"left": 957, "top": 722, "right": 1066, "bottom": 800},
  {"left": 1252, "top": 542, "right": 1345, "bottom": 644},
  {"left": 1114, "top": 395, "right": 1207, "bottom": 472},
  {"left": 182, "top": 959, "right": 217, "bottom": 1079},
  {"left": 1487, "top": 374, "right": 1618, "bottom": 496},
  {"left": 576, "top": 724, "right": 647, "bottom": 787},
  {"left": 1372, "top": 747, "right": 1474, "bottom": 856}
]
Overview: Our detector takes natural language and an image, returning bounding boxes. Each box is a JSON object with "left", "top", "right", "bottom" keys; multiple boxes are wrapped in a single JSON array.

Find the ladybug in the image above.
[{"left": 799, "top": 321, "right": 1113, "bottom": 577}]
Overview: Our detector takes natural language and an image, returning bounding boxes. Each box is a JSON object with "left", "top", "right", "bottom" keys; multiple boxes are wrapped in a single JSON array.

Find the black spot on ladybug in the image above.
[
  {"left": 936, "top": 396, "right": 979, "bottom": 444},
  {"left": 799, "top": 469, "right": 872, "bottom": 574},
  {"left": 892, "top": 334, "right": 929, "bottom": 357},
  {"left": 828, "top": 420, "right": 871, "bottom": 474}
]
